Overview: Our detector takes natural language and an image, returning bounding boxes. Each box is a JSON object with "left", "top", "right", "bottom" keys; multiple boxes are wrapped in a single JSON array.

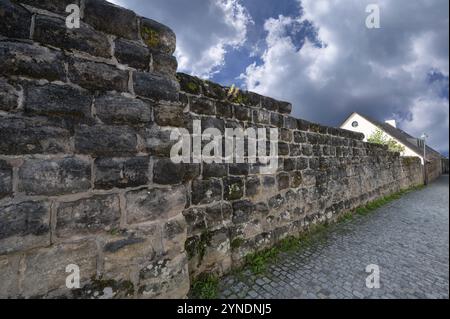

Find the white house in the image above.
[{"left": 340, "top": 112, "right": 442, "bottom": 166}]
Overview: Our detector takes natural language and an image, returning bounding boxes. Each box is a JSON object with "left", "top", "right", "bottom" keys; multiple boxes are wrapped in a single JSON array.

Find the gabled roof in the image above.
[{"left": 342, "top": 112, "right": 443, "bottom": 158}]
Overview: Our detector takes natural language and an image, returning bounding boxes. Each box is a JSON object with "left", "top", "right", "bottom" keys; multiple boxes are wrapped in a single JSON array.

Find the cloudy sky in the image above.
[{"left": 111, "top": 0, "right": 449, "bottom": 155}]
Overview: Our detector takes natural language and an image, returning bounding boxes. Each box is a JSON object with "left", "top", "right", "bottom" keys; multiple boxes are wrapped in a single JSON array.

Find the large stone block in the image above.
[
  {"left": 18, "top": 157, "right": 91, "bottom": 196},
  {"left": 133, "top": 72, "right": 179, "bottom": 102},
  {"left": 84, "top": 0, "right": 139, "bottom": 40},
  {"left": 152, "top": 52, "right": 178, "bottom": 78},
  {"left": 24, "top": 82, "right": 92, "bottom": 118},
  {"left": 0, "top": 200, "right": 50, "bottom": 255},
  {"left": 190, "top": 96, "right": 215, "bottom": 115},
  {"left": 152, "top": 157, "right": 185, "bottom": 185},
  {"left": 140, "top": 125, "right": 179, "bottom": 156},
  {"left": 34, "top": 15, "right": 111, "bottom": 58},
  {"left": 75, "top": 125, "right": 138, "bottom": 156},
  {"left": 154, "top": 103, "right": 184, "bottom": 127},
  {"left": 125, "top": 185, "right": 186, "bottom": 224},
  {"left": 0, "top": 159, "right": 12, "bottom": 199},
  {"left": 0, "top": 78, "right": 20, "bottom": 111},
  {"left": 0, "top": 41, "right": 65, "bottom": 81},
  {"left": 0, "top": 0, "right": 31, "bottom": 39},
  {"left": 68, "top": 58, "right": 129, "bottom": 92},
  {"left": 114, "top": 38, "right": 150, "bottom": 70},
  {"left": 21, "top": 240, "right": 97, "bottom": 298},
  {"left": 94, "top": 156, "right": 149, "bottom": 189},
  {"left": 223, "top": 176, "right": 244, "bottom": 201},
  {"left": 56, "top": 194, "right": 121, "bottom": 239},
  {"left": 94, "top": 94, "right": 152, "bottom": 125},
  {"left": 140, "top": 18, "right": 176, "bottom": 55},
  {"left": 0, "top": 117, "right": 71, "bottom": 155},
  {"left": 191, "top": 179, "right": 222, "bottom": 205}
]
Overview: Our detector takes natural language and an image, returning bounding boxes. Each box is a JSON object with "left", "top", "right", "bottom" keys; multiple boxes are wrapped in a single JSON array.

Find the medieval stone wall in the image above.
[{"left": 0, "top": 0, "right": 424, "bottom": 299}]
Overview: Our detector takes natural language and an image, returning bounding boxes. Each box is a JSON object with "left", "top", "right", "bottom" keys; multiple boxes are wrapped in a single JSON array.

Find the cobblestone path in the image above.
[{"left": 219, "top": 175, "right": 449, "bottom": 299}]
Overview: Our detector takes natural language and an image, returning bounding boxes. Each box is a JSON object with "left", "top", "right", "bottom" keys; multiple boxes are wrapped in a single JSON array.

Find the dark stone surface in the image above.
[
  {"left": 56, "top": 194, "right": 121, "bottom": 238},
  {"left": 0, "top": 41, "right": 65, "bottom": 81},
  {"left": 75, "top": 125, "right": 137, "bottom": 156},
  {"left": 95, "top": 94, "right": 152, "bottom": 125},
  {"left": 232, "top": 200, "right": 254, "bottom": 224},
  {"left": 203, "top": 163, "right": 228, "bottom": 178},
  {"left": 245, "top": 176, "right": 260, "bottom": 197},
  {"left": 114, "top": 38, "right": 150, "bottom": 70},
  {"left": 0, "top": 117, "right": 71, "bottom": 155},
  {"left": 94, "top": 156, "right": 149, "bottom": 189},
  {"left": 140, "top": 125, "right": 179, "bottom": 156},
  {"left": 24, "top": 83, "right": 92, "bottom": 118},
  {"left": 68, "top": 58, "right": 129, "bottom": 92},
  {"left": 0, "top": 160, "right": 12, "bottom": 199},
  {"left": 34, "top": 15, "right": 111, "bottom": 58},
  {"left": 133, "top": 72, "right": 179, "bottom": 102},
  {"left": 15, "top": 0, "right": 77, "bottom": 14},
  {"left": 0, "top": 200, "right": 49, "bottom": 240},
  {"left": 84, "top": 0, "right": 139, "bottom": 40},
  {"left": 18, "top": 156, "right": 91, "bottom": 196},
  {"left": 0, "top": 78, "right": 19, "bottom": 111},
  {"left": 277, "top": 172, "right": 290, "bottom": 190},
  {"left": 234, "top": 105, "right": 252, "bottom": 122},
  {"left": 189, "top": 96, "right": 215, "bottom": 115},
  {"left": 0, "top": 0, "right": 31, "bottom": 39},
  {"left": 191, "top": 179, "right": 222, "bottom": 205},
  {"left": 215, "top": 101, "right": 233, "bottom": 119},
  {"left": 153, "top": 157, "right": 185, "bottom": 185}
]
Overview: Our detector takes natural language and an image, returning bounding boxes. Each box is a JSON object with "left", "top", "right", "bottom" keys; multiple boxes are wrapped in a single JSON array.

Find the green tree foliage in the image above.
[{"left": 367, "top": 129, "right": 405, "bottom": 153}]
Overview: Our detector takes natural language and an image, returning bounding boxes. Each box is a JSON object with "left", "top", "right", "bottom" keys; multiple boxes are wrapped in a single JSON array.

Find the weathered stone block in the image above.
[
  {"left": 253, "top": 109, "right": 271, "bottom": 125},
  {"left": 154, "top": 103, "right": 184, "bottom": 127},
  {"left": 278, "top": 101, "right": 292, "bottom": 114},
  {"left": 68, "top": 58, "right": 129, "bottom": 92},
  {"left": 162, "top": 214, "right": 187, "bottom": 254},
  {"left": 75, "top": 125, "right": 137, "bottom": 156},
  {"left": 229, "top": 163, "right": 249, "bottom": 176},
  {"left": 223, "top": 176, "right": 244, "bottom": 201},
  {"left": 18, "top": 157, "right": 91, "bottom": 196},
  {"left": 277, "top": 172, "right": 290, "bottom": 190},
  {"left": 153, "top": 157, "right": 185, "bottom": 185},
  {"left": 215, "top": 101, "right": 233, "bottom": 118},
  {"left": 270, "top": 112, "right": 283, "bottom": 127},
  {"left": 0, "top": 117, "right": 71, "bottom": 155},
  {"left": 56, "top": 194, "right": 121, "bottom": 239},
  {"left": 141, "top": 126, "right": 179, "bottom": 156},
  {"left": 190, "top": 96, "right": 215, "bottom": 115},
  {"left": 183, "top": 207, "right": 206, "bottom": 236},
  {"left": 152, "top": 52, "right": 178, "bottom": 78},
  {"left": 125, "top": 185, "right": 186, "bottom": 224},
  {"left": 95, "top": 94, "right": 152, "bottom": 125},
  {"left": 94, "top": 156, "right": 149, "bottom": 189},
  {"left": 114, "top": 38, "right": 150, "bottom": 70},
  {"left": 0, "top": 159, "right": 12, "bottom": 199},
  {"left": 24, "top": 83, "right": 92, "bottom": 118},
  {"left": 34, "top": 15, "right": 111, "bottom": 58},
  {"left": 0, "top": 200, "right": 50, "bottom": 255},
  {"left": 245, "top": 176, "right": 260, "bottom": 197},
  {"left": 203, "top": 163, "right": 228, "bottom": 178},
  {"left": 133, "top": 72, "right": 179, "bottom": 102},
  {"left": 0, "top": 254, "right": 20, "bottom": 298},
  {"left": 234, "top": 105, "right": 251, "bottom": 122},
  {"left": 0, "top": 0, "right": 31, "bottom": 39},
  {"left": 191, "top": 179, "right": 222, "bottom": 205},
  {"left": 0, "top": 78, "right": 20, "bottom": 111},
  {"left": 84, "top": 0, "right": 139, "bottom": 40},
  {"left": 140, "top": 18, "right": 176, "bottom": 55},
  {"left": 21, "top": 240, "right": 97, "bottom": 298},
  {"left": 0, "top": 41, "right": 65, "bottom": 81},
  {"left": 232, "top": 200, "right": 254, "bottom": 224},
  {"left": 294, "top": 131, "right": 308, "bottom": 143}
]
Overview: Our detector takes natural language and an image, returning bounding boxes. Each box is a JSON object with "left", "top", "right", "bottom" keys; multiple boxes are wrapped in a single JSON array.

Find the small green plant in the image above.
[
  {"left": 245, "top": 248, "right": 278, "bottom": 274},
  {"left": 230, "top": 237, "right": 245, "bottom": 250},
  {"left": 368, "top": 129, "right": 405, "bottom": 153},
  {"left": 191, "top": 273, "right": 219, "bottom": 299},
  {"left": 141, "top": 26, "right": 159, "bottom": 48}
]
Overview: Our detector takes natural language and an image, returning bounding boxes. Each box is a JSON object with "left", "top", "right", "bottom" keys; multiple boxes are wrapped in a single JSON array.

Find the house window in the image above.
[{"left": 351, "top": 121, "right": 359, "bottom": 128}]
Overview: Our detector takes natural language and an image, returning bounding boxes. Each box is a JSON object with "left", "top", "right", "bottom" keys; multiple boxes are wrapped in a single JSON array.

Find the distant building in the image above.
[{"left": 340, "top": 112, "right": 443, "bottom": 182}]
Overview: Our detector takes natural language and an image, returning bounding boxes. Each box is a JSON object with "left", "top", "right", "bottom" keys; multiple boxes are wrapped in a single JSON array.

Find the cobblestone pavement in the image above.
[{"left": 218, "top": 175, "right": 449, "bottom": 299}]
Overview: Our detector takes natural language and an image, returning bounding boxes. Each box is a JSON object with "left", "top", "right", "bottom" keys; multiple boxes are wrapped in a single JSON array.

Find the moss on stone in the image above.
[
  {"left": 230, "top": 237, "right": 245, "bottom": 250},
  {"left": 141, "top": 26, "right": 160, "bottom": 48}
]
